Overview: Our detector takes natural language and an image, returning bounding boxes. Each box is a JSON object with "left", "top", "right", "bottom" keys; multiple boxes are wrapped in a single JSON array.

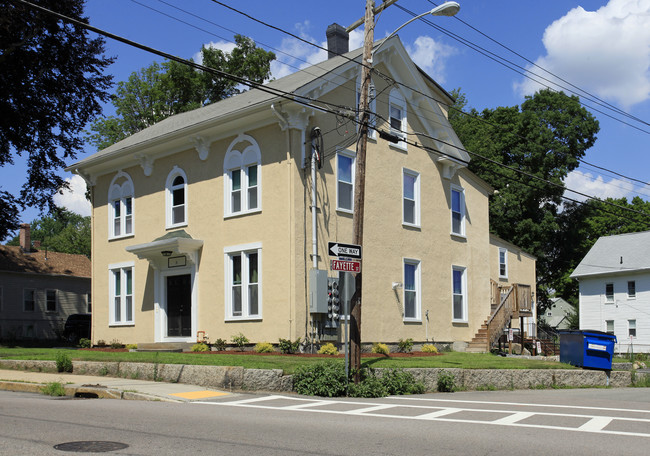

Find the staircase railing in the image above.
[{"left": 486, "top": 285, "right": 515, "bottom": 351}]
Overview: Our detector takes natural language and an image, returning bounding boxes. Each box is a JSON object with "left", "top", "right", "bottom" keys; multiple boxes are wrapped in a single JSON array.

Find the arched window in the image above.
[
  {"left": 389, "top": 88, "right": 407, "bottom": 150},
  {"left": 108, "top": 172, "right": 134, "bottom": 239},
  {"left": 356, "top": 74, "right": 376, "bottom": 140},
  {"left": 224, "top": 135, "right": 261, "bottom": 217},
  {"left": 166, "top": 167, "right": 188, "bottom": 228}
]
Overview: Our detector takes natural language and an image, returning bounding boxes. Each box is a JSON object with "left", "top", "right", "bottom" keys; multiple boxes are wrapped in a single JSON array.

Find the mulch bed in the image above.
[{"left": 80, "top": 348, "right": 442, "bottom": 358}]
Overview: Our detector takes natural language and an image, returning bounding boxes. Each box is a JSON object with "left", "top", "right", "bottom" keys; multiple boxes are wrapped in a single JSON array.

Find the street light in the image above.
[{"left": 370, "top": 1, "right": 460, "bottom": 62}]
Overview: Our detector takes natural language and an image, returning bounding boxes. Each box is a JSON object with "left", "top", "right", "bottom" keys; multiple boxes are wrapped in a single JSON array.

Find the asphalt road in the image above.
[{"left": 1, "top": 388, "right": 649, "bottom": 455}]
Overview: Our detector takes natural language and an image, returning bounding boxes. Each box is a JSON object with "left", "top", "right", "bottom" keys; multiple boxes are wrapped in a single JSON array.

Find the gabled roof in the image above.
[
  {"left": 570, "top": 231, "right": 650, "bottom": 279},
  {"left": 0, "top": 246, "right": 91, "bottom": 278}
]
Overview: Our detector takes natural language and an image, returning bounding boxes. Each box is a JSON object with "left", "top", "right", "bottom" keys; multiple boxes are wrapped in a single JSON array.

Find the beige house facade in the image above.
[{"left": 69, "top": 36, "right": 536, "bottom": 350}]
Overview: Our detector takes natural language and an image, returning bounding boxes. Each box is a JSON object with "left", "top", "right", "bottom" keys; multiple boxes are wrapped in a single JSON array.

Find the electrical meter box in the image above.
[{"left": 309, "top": 269, "right": 328, "bottom": 313}]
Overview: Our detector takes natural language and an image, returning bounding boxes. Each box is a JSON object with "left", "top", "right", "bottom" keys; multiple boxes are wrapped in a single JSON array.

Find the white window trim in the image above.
[
  {"left": 498, "top": 247, "right": 508, "bottom": 279},
  {"left": 224, "top": 242, "right": 262, "bottom": 321},
  {"left": 388, "top": 88, "right": 407, "bottom": 151},
  {"left": 108, "top": 171, "right": 134, "bottom": 240},
  {"left": 605, "top": 283, "right": 614, "bottom": 303},
  {"left": 223, "top": 134, "right": 262, "bottom": 218},
  {"left": 402, "top": 168, "right": 420, "bottom": 227},
  {"left": 23, "top": 288, "right": 36, "bottom": 312},
  {"left": 452, "top": 266, "right": 468, "bottom": 323},
  {"left": 109, "top": 261, "right": 135, "bottom": 326},
  {"left": 605, "top": 319, "right": 614, "bottom": 334},
  {"left": 165, "top": 166, "right": 188, "bottom": 229},
  {"left": 45, "top": 289, "right": 57, "bottom": 313},
  {"left": 628, "top": 319, "right": 636, "bottom": 338},
  {"left": 627, "top": 280, "right": 636, "bottom": 300},
  {"left": 450, "top": 184, "right": 466, "bottom": 238},
  {"left": 336, "top": 149, "right": 356, "bottom": 214},
  {"left": 356, "top": 73, "right": 377, "bottom": 141},
  {"left": 403, "top": 258, "right": 421, "bottom": 322}
]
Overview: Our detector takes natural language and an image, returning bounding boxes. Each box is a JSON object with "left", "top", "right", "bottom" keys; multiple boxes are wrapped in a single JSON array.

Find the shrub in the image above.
[
  {"left": 231, "top": 333, "right": 249, "bottom": 351},
  {"left": 110, "top": 339, "right": 123, "bottom": 349},
  {"left": 371, "top": 343, "right": 390, "bottom": 356},
  {"left": 192, "top": 343, "right": 209, "bottom": 352},
  {"left": 422, "top": 344, "right": 438, "bottom": 353},
  {"left": 126, "top": 344, "right": 138, "bottom": 350},
  {"left": 381, "top": 368, "right": 425, "bottom": 395},
  {"left": 317, "top": 342, "right": 338, "bottom": 355},
  {"left": 41, "top": 382, "right": 66, "bottom": 397},
  {"left": 437, "top": 370, "right": 456, "bottom": 392},
  {"left": 96, "top": 339, "right": 106, "bottom": 347},
  {"left": 348, "top": 371, "right": 387, "bottom": 398},
  {"left": 78, "top": 338, "right": 91, "bottom": 349},
  {"left": 293, "top": 360, "right": 347, "bottom": 397},
  {"left": 278, "top": 337, "right": 301, "bottom": 354},
  {"left": 55, "top": 352, "right": 73, "bottom": 373},
  {"left": 213, "top": 338, "right": 227, "bottom": 351},
  {"left": 254, "top": 342, "right": 274, "bottom": 353},
  {"left": 397, "top": 338, "right": 414, "bottom": 353}
]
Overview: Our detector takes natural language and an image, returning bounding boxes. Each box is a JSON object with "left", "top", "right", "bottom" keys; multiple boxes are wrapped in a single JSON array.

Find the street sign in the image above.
[
  {"left": 331, "top": 259, "right": 361, "bottom": 273},
  {"left": 328, "top": 242, "right": 362, "bottom": 260}
]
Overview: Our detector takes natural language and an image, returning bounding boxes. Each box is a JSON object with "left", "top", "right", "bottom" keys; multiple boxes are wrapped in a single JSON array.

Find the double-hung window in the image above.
[
  {"left": 109, "top": 263, "right": 134, "bottom": 325},
  {"left": 166, "top": 167, "right": 188, "bottom": 228},
  {"left": 403, "top": 169, "right": 420, "bottom": 226},
  {"left": 606, "top": 320, "right": 614, "bottom": 334},
  {"left": 46, "top": 290, "right": 57, "bottom": 312},
  {"left": 629, "top": 319, "right": 637, "bottom": 338},
  {"left": 451, "top": 185, "right": 465, "bottom": 236},
  {"left": 388, "top": 88, "right": 407, "bottom": 149},
  {"left": 627, "top": 281, "right": 636, "bottom": 299},
  {"left": 452, "top": 266, "right": 467, "bottom": 322},
  {"left": 225, "top": 243, "right": 262, "bottom": 320},
  {"left": 337, "top": 151, "right": 355, "bottom": 212},
  {"left": 498, "top": 248, "right": 508, "bottom": 278},
  {"left": 108, "top": 172, "right": 134, "bottom": 239},
  {"left": 23, "top": 289, "right": 35, "bottom": 312},
  {"left": 224, "top": 137, "right": 261, "bottom": 217},
  {"left": 605, "top": 283, "right": 614, "bottom": 303},
  {"left": 403, "top": 259, "right": 421, "bottom": 321}
]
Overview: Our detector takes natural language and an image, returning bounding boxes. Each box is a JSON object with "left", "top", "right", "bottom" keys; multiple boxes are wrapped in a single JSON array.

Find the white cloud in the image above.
[
  {"left": 515, "top": 0, "right": 650, "bottom": 109},
  {"left": 54, "top": 175, "right": 91, "bottom": 217},
  {"left": 563, "top": 170, "right": 644, "bottom": 202},
  {"left": 406, "top": 36, "right": 457, "bottom": 84}
]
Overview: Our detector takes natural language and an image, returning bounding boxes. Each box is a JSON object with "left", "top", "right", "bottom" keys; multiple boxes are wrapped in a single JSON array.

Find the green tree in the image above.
[
  {"left": 449, "top": 89, "right": 600, "bottom": 309},
  {"left": 8, "top": 209, "right": 91, "bottom": 258},
  {"left": 87, "top": 35, "right": 275, "bottom": 150},
  {"left": 0, "top": 0, "right": 113, "bottom": 238}
]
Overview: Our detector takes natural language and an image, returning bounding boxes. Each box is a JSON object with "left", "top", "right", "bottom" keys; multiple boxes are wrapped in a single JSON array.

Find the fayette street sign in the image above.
[
  {"left": 331, "top": 259, "right": 361, "bottom": 273},
  {"left": 328, "top": 242, "right": 362, "bottom": 260}
]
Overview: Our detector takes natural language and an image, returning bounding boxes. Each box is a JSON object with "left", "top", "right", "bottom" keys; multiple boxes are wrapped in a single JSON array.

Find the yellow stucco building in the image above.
[{"left": 69, "top": 36, "right": 535, "bottom": 351}]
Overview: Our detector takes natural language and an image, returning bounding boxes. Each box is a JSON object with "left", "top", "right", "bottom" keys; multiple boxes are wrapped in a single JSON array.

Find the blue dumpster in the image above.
[{"left": 559, "top": 330, "right": 617, "bottom": 370}]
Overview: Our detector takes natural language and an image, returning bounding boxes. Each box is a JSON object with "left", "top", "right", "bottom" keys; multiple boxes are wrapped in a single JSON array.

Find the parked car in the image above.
[{"left": 63, "top": 314, "right": 91, "bottom": 343}]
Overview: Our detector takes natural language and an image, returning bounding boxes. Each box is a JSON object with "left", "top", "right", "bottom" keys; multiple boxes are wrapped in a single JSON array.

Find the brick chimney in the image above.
[
  {"left": 19, "top": 223, "right": 31, "bottom": 252},
  {"left": 326, "top": 23, "right": 349, "bottom": 59}
]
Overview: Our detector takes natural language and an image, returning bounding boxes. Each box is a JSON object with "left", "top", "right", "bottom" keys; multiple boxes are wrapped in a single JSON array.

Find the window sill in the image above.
[
  {"left": 452, "top": 319, "right": 468, "bottom": 325},
  {"left": 109, "top": 234, "right": 135, "bottom": 241},
  {"left": 225, "top": 316, "right": 262, "bottom": 322},
  {"left": 402, "top": 222, "right": 421, "bottom": 230},
  {"left": 166, "top": 222, "right": 188, "bottom": 230},
  {"left": 499, "top": 275, "right": 508, "bottom": 281},
  {"left": 450, "top": 232, "right": 467, "bottom": 241},
  {"left": 403, "top": 318, "right": 422, "bottom": 323},
  {"left": 389, "top": 141, "right": 407, "bottom": 152},
  {"left": 109, "top": 323, "right": 135, "bottom": 327},
  {"left": 224, "top": 209, "right": 262, "bottom": 219},
  {"left": 336, "top": 208, "right": 354, "bottom": 216}
]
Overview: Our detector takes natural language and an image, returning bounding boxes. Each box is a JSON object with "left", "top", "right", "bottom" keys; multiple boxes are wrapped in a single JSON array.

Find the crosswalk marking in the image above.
[{"left": 195, "top": 395, "right": 650, "bottom": 438}]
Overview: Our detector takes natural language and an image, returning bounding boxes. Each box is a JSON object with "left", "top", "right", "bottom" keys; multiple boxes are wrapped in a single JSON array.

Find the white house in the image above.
[{"left": 570, "top": 231, "right": 650, "bottom": 353}]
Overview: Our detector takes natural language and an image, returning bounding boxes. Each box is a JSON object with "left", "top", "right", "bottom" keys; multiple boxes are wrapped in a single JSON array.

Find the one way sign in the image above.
[{"left": 328, "top": 242, "right": 362, "bottom": 260}]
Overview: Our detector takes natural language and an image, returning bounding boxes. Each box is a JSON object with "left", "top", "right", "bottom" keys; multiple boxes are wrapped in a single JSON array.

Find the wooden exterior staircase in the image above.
[{"left": 467, "top": 281, "right": 533, "bottom": 353}]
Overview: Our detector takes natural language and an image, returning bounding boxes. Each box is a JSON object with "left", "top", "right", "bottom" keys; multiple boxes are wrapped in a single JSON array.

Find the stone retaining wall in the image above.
[{"left": 1, "top": 359, "right": 647, "bottom": 393}]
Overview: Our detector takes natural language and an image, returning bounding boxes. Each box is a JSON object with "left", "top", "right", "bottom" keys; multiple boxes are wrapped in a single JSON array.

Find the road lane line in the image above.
[
  {"left": 418, "top": 408, "right": 461, "bottom": 419},
  {"left": 492, "top": 412, "right": 535, "bottom": 424},
  {"left": 578, "top": 416, "right": 614, "bottom": 431},
  {"left": 347, "top": 404, "right": 395, "bottom": 414}
]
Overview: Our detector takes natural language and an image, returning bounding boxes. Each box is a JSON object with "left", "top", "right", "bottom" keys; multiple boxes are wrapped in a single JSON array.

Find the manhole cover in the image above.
[{"left": 54, "top": 441, "right": 129, "bottom": 453}]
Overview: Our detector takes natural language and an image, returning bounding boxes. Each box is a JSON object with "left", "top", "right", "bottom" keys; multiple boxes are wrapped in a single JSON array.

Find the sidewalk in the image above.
[{"left": 0, "top": 369, "right": 232, "bottom": 402}]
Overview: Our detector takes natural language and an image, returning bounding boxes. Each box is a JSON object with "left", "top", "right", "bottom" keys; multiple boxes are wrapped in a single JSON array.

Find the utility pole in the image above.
[{"left": 349, "top": 0, "right": 374, "bottom": 383}]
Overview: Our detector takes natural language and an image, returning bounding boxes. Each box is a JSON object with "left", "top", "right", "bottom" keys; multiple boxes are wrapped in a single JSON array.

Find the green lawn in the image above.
[{"left": 0, "top": 347, "right": 574, "bottom": 375}]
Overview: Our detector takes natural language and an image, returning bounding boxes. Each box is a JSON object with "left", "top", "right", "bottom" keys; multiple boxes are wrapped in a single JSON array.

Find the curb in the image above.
[{"left": 0, "top": 380, "right": 180, "bottom": 402}]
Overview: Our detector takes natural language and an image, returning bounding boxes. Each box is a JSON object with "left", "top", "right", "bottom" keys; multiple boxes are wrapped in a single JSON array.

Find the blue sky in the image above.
[{"left": 3, "top": 0, "right": 650, "bottom": 239}]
